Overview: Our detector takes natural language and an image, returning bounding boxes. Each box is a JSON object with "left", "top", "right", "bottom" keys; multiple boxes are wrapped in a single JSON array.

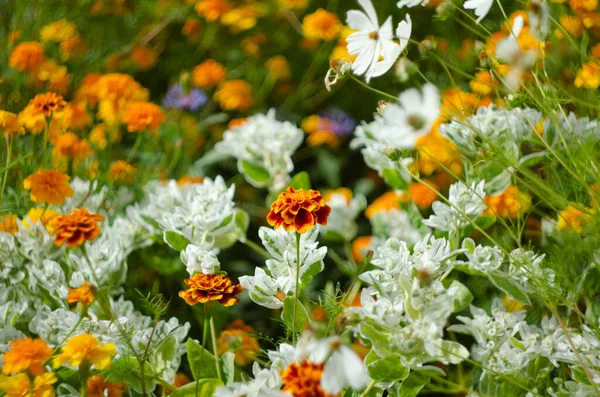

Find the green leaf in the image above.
[
  {"left": 171, "top": 378, "right": 224, "bottom": 397},
  {"left": 187, "top": 339, "right": 219, "bottom": 380},
  {"left": 214, "top": 209, "right": 250, "bottom": 248},
  {"left": 382, "top": 168, "right": 409, "bottom": 190},
  {"left": 398, "top": 372, "right": 430, "bottom": 397},
  {"left": 101, "top": 357, "right": 156, "bottom": 393},
  {"left": 316, "top": 148, "right": 340, "bottom": 187},
  {"left": 164, "top": 231, "right": 190, "bottom": 252},
  {"left": 281, "top": 296, "right": 310, "bottom": 333},
  {"left": 365, "top": 350, "right": 409, "bottom": 382},
  {"left": 448, "top": 280, "right": 474, "bottom": 313},
  {"left": 488, "top": 273, "right": 532, "bottom": 305},
  {"left": 221, "top": 352, "right": 236, "bottom": 384},
  {"left": 240, "top": 160, "right": 270, "bottom": 185},
  {"left": 519, "top": 151, "right": 548, "bottom": 167},
  {"left": 289, "top": 171, "right": 311, "bottom": 190}
]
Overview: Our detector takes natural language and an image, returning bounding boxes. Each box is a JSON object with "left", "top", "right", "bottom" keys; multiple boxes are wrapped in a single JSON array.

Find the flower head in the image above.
[
  {"left": 179, "top": 273, "right": 243, "bottom": 306},
  {"left": 87, "top": 375, "right": 125, "bottom": 397},
  {"left": 53, "top": 333, "right": 116, "bottom": 370},
  {"left": 107, "top": 160, "right": 137, "bottom": 184},
  {"left": 9, "top": 41, "right": 46, "bottom": 72},
  {"left": 23, "top": 169, "right": 74, "bottom": 205},
  {"left": 22, "top": 208, "right": 58, "bottom": 232},
  {"left": 217, "top": 319, "right": 260, "bottom": 366},
  {"left": 51, "top": 208, "right": 105, "bottom": 248},
  {"left": 40, "top": 19, "right": 78, "bottom": 42},
  {"left": 302, "top": 9, "right": 343, "bottom": 41},
  {"left": 0, "top": 111, "right": 24, "bottom": 136},
  {"left": 281, "top": 360, "right": 335, "bottom": 397},
  {"left": 51, "top": 132, "right": 93, "bottom": 166},
  {"left": 121, "top": 101, "right": 165, "bottom": 133},
  {"left": 28, "top": 92, "right": 66, "bottom": 118},
  {"left": 267, "top": 187, "right": 331, "bottom": 234},
  {"left": 557, "top": 205, "right": 589, "bottom": 233},
  {"left": 2, "top": 338, "right": 52, "bottom": 375},
  {"left": 0, "top": 372, "right": 56, "bottom": 397},
  {"left": 195, "top": 0, "right": 232, "bottom": 21},
  {"left": 162, "top": 83, "right": 208, "bottom": 111},
  {"left": 484, "top": 185, "right": 531, "bottom": 219},
  {"left": 192, "top": 59, "right": 227, "bottom": 89},
  {"left": 0, "top": 215, "right": 18, "bottom": 234},
  {"left": 214, "top": 80, "right": 254, "bottom": 112},
  {"left": 68, "top": 282, "right": 96, "bottom": 306}
]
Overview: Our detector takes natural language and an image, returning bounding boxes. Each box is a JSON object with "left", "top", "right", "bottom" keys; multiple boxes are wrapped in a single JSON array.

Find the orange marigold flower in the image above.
[
  {"left": 107, "top": 160, "right": 137, "bottom": 183},
  {"left": 179, "top": 273, "right": 243, "bottom": 307},
  {"left": 575, "top": 61, "right": 600, "bottom": 88},
  {"left": 87, "top": 375, "right": 125, "bottom": 397},
  {"left": 557, "top": 205, "right": 590, "bottom": 232},
  {"left": 266, "top": 56, "right": 292, "bottom": 81},
  {"left": 484, "top": 185, "right": 531, "bottom": 220},
  {"left": 281, "top": 360, "right": 335, "bottom": 397},
  {"left": 8, "top": 41, "right": 46, "bottom": 72},
  {"left": 121, "top": 102, "right": 165, "bottom": 133},
  {"left": 195, "top": 0, "right": 232, "bottom": 22},
  {"left": 415, "top": 130, "right": 463, "bottom": 178},
  {"left": 365, "top": 191, "right": 406, "bottom": 219},
  {"left": 2, "top": 338, "right": 52, "bottom": 375},
  {"left": 302, "top": 9, "right": 342, "bottom": 41},
  {"left": 130, "top": 46, "right": 158, "bottom": 71},
  {"left": 173, "top": 373, "right": 191, "bottom": 387},
  {"left": 28, "top": 92, "right": 66, "bottom": 118},
  {"left": 214, "top": 80, "right": 254, "bottom": 112},
  {"left": 192, "top": 59, "right": 227, "bottom": 89},
  {"left": 182, "top": 18, "right": 202, "bottom": 40},
  {"left": 0, "top": 215, "right": 18, "bottom": 235},
  {"left": 0, "top": 372, "right": 56, "bottom": 397},
  {"left": 51, "top": 132, "right": 93, "bottom": 164},
  {"left": 352, "top": 236, "right": 373, "bottom": 262},
  {"left": 23, "top": 168, "right": 74, "bottom": 205},
  {"left": 93, "top": 73, "right": 149, "bottom": 104},
  {"left": 407, "top": 181, "right": 439, "bottom": 210},
  {"left": 0, "top": 111, "right": 24, "bottom": 137},
  {"left": 52, "top": 208, "right": 105, "bottom": 248},
  {"left": 570, "top": 0, "right": 598, "bottom": 12},
  {"left": 217, "top": 319, "right": 260, "bottom": 366},
  {"left": 267, "top": 187, "right": 331, "bottom": 234},
  {"left": 68, "top": 282, "right": 96, "bottom": 306},
  {"left": 53, "top": 333, "right": 116, "bottom": 370}
]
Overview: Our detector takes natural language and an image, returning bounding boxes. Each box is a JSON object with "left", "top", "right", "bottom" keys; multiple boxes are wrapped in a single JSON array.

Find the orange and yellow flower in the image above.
[
  {"left": 53, "top": 333, "right": 116, "bottom": 370},
  {"left": 52, "top": 209, "right": 105, "bottom": 248},
  {"left": 68, "top": 282, "right": 96, "bottom": 306},
  {"left": 0, "top": 372, "right": 56, "bottom": 397},
  {"left": 107, "top": 160, "right": 137, "bottom": 183},
  {"left": 214, "top": 80, "right": 254, "bottom": 112},
  {"left": 352, "top": 236, "right": 373, "bottom": 262},
  {"left": 23, "top": 169, "right": 74, "bottom": 205},
  {"left": 267, "top": 187, "right": 331, "bottom": 234},
  {"left": 302, "top": 9, "right": 342, "bottom": 41},
  {"left": 0, "top": 111, "right": 24, "bottom": 136},
  {"left": 575, "top": 61, "right": 600, "bottom": 88},
  {"left": 0, "top": 215, "right": 18, "bottom": 235},
  {"left": 557, "top": 205, "right": 590, "bottom": 233},
  {"left": 28, "top": 92, "right": 67, "bottom": 118},
  {"left": 121, "top": 102, "right": 165, "bottom": 133},
  {"left": 217, "top": 319, "right": 260, "bottom": 366},
  {"left": 179, "top": 273, "right": 243, "bottom": 306},
  {"left": 8, "top": 41, "right": 46, "bottom": 72},
  {"left": 407, "top": 181, "right": 439, "bottom": 210},
  {"left": 2, "top": 338, "right": 52, "bottom": 375},
  {"left": 195, "top": 0, "right": 232, "bottom": 22},
  {"left": 281, "top": 360, "right": 334, "bottom": 397},
  {"left": 192, "top": 59, "right": 227, "bottom": 89},
  {"left": 484, "top": 185, "right": 531, "bottom": 220},
  {"left": 87, "top": 375, "right": 125, "bottom": 397},
  {"left": 365, "top": 191, "right": 405, "bottom": 219},
  {"left": 22, "top": 208, "right": 58, "bottom": 232}
]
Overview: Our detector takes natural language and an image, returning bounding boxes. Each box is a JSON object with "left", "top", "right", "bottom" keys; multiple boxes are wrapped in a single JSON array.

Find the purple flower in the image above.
[
  {"left": 163, "top": 83, "right": 208, "bottom": 111},
  {"left": 317, "top": 108, "right": 356, "bottom": 137}
]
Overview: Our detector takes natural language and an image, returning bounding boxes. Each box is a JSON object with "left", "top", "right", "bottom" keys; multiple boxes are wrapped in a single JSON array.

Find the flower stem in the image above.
[
  {"left": 209, "top": 316, "right": 222, "bottom": 382},
  {"left": 350, "top": 75, "right": 398, "bottom": 102},
  {"left": 243, "top": 238, "right": 271, "bottom": 259},
  {"left": 43, "top": 116, "right": 50, "bottom": 167},
  {"left": 292, "top": 232, "right": 301, "bottom": 344},
  {"left": 0, "top": 135, "right": 12, "bottom": 201},
  {"left": 359, "top": 380, "right": 376, "bottom": 397},
  {"left": 127, "top": 133, "right": 144, "bottom": 162},
  {"left": 197, "top": 304, "right": 210, "bottom": 397}
]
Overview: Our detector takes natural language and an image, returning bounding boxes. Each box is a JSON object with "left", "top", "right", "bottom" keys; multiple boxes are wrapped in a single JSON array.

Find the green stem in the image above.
[
  {"left": 209, "top": 316, "right": 222, "bottom": 382},
  {"left": 127, "top": 133, "right": 144, "bottom": 162},
  {"left": 243, "top": 238, "right": 271, "bottom": 259},
  {"left": 350, "top": 75, "right": 398, "bottom": 102},
  {"left": 197, "top": 304, "right": 210, "bottom": 397},
  {"left": 43, "top": 117, "right": 50, "bottom": 167},
  {"left": 0, "top": 135, "right": 12, "bottom": 201},
  {"left": 359, "top": 380, "right": 376, "bottom": 397},
  {"left": 292, "top": 232, "right": 301, "bottom": 344}
]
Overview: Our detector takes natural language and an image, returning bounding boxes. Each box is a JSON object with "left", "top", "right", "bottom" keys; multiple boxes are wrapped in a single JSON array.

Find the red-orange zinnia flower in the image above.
[
  {"left": 267, "top": 187, "right": 331, "bottom": 234},
  {"left": 179, "top": 273, "right": 243, "bottom": 307},
  {"left": 52, "top": 209, "right": 104, "bottom": 247}
]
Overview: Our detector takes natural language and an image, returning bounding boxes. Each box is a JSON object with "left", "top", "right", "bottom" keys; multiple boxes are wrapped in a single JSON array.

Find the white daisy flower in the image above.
[{"left": 464, "top": 0, "right": 494, "bottom": 24}]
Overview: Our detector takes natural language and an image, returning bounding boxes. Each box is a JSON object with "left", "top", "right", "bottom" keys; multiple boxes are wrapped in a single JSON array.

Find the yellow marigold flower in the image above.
[
  {"left": 51, "top": 132, "right": 93, "bottom": 164},
  {"left": 575, "top": 61, "right": 600, "bottom": 88},
  {"left": 0, "top": 111, "right": 24, "bottom": 137},
  {"left": 0, "top": 372, "right": 56, "bottom": 397},
  {"left": 195, "top": 0, "right": 232, "bottom": 22},
  {"left": 107, "top": 160, "right": 137, "bottom": 183},
  {"left": 407, "top": 181, "right": 439, "bottom": 210},
  {"left": 415, "top": 130, "right": 464, "bottom": 177},
  {"left": 484, "top": 185, "right": 531, "bottom": 220},
  {"left": 558, "top": 15, "right": 584, "bottom": 38},
  {"left": 267, "top": 187, "right": 331, "bottom": 234},
  {"left": 28, "top": 92, "right": 66, "bottom": 118},
  {"left": 302, "top": 9, "right": 342, "bottom": 41},
  {"left": 18, "top": 105, "right": 46, "bottom": 134},
  {"left": 179, "top": 273, "right": 244, "bottom": 306},
  {"left": 266, "top": 56, "right": 292, "bottom": 81},
  {"left": 281, "top": 360, "right": 334, "bottom": 397},
  {"left": 23, "top": 169, "right": 74, "bottom": 205},
  {"left": 307, "top": 131, "right": 341, "bottom": 148},
  {"left": 217, "top": 319, "right": 260, "bottom": 366},
  {"left": 53, "top": 333, "right": 116, "bottom": 370},
  {"left": 503, "top": 295, "right": 525, "bottom": 313},
  {"left": 130, "top": 46, "right": 158, "bottom": 71},
  {"left": 557, "top": 205, "right": 590, "bottom": 232},
  {"left": 214, "top": 80, "right": 254, "bottom": 112},
  {"left": 40, "top": 19, "right": 78, "bottom": 42},
  {"left": 121, "top": 102, "right": 165, "bottom": 133},
  {"left": 192, "top": 59, "right": 227, "bottom": 89},
  {"left": 221, "top": 5, "right": 267, "bottom": 33},
  {"left": 68, "top": 282, "right": 96, "bottom": 306},
  {"left": 52, "top": 208, "right": 104, "bottom": 248},
  {"left": 0, "top": 215, "right": 18, "bottom": 235},
  {"left": 352, "top": 236, "right": 373, "bottom": 262},
  {"left": 22, "top": 208, "right": 58, "bottom": 232},
  {"left": 93, "top": 73, "right": 149, "bottom": 104},
  {"left": 177, "top": 175, "right": 205, "bottom": 186},
  {"left": 278, "top": 0, "right": 308, "bottom": 9},
  {"left": 441, "top": 88, "right": 482, "bottom": 120},
  {"left": 8, "top": 41, "right": 46, "bottom": 72},
  {"left": 66, "top": 102, "right": 92, "bottom": 131},
  {"left": 87, "top": 375, "right": 125, "bottom": 397},
  {"left": 365, "top": 191, "right": 406, "bottom": 219},
  {"left": 89, "top": 124, "right": 108, "bottom": 149},
  {"left": 35, "top": 60, "right": 70, "bottom": 90},
  {"left": 2, "top": 338, "right": 52, "bottom": 375}
]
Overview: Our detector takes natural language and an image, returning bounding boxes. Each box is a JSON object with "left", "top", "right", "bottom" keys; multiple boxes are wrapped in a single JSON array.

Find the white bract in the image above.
[
  {"left": 215, "top": 109, "right": 303, "bottom": 191},
  {"left": 346, "top": 0, "right": 411, "bottom": 82},
  {"left": 321, "top": 191, "right": 366, "bottom": 241},
  {"left": 424, "top": 180, "right": 486, "bottom": 232}
]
